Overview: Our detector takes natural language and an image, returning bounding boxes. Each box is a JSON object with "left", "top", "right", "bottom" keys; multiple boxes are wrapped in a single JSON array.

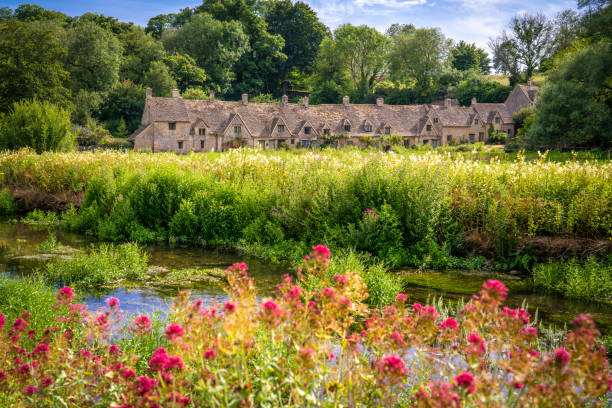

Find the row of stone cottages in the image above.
[{"left": 129, "top": 83, "right": 538, "bottom": 153}]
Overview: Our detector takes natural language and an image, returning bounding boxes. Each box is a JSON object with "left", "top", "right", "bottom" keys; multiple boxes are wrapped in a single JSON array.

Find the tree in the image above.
[
  {"left": 0, "top": 20, "right": 72, "bottom": 112},
  {"left": 385, "top": 23, "right": 415, "bottom": 39},
  {"left": 65, "top": 21, "right": 123, "bottom": 92},
  {"left": 143, "top": 61, "right": 176, "bottom": 97},
  {"left": 12, "top": 4, "right": 70, "bottom": 24},
  {"left": 263, "top": 0, "right": 328, "bottom": 94},
  {"left": 182, "top": 88, "right": 209, "bottom": 100},
  {"left": 162, "top": 13, "right": 249, "bottom": 94},
  {"left": 97, "top": 81, "right": 146, "bottom": 134},
  {"left": 196, "top": 0, "right": 286, "bottom": 96},
  {"left": 145, "top": 14, "right": 175, "bottom": 39},
  {"left": 489, "top": 12, "right": 554, "bottom": 80},
  {"left": 0, "top": 100, "right": 74, "bottom": 153},
  {"left": 118, "top": 28, "right": 166, "bottom": 84},
  {"left": 163, "top": 53, "right": 207, "bottom": 92},
  {"left": 317, "top": 24, "right": 389, "bottom": 102},
  {"left": 450, "top": 41, "right": 481, "bottom": 72},
  {"left": 455, "top": 75, "right": 512, "bottom": 106},
  {"left": 77, "top": 12, "right": 134, "bottom": 35},
  {"left": 389, "top": 27, "right": 451, "bottom": 89}
]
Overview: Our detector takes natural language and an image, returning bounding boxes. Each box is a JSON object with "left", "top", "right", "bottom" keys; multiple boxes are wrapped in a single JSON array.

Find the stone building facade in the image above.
[{"left": 129, "top": 84, "right": 537, "bottom": 153}]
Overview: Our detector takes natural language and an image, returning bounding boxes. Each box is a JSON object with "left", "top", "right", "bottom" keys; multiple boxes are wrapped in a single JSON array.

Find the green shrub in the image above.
[
  {"left": 0, "top": 99, "right": 74, "bottom": 153},
  {"left": 0, "top": 188, "right": 16, "bottom": 216},
  {"left": 242, "top": 216, "right": 285, "bottom": 245},
  {"left": 533, "top": 257, "right": 612, "bottom": 299},
  {"left": 353, "top": 204, "right": 403, "bottom": 260},
  {"left": 22, "top": 209, "right": 60, "bottom": 225},
  {"left": 42, "top": 242, "right": 148, "bottom": 287}
]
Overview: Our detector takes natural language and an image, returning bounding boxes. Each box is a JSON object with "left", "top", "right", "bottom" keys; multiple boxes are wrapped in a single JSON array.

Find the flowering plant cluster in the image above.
[{"left": 0, "top": 246, "right": 610, "bottom": 407}]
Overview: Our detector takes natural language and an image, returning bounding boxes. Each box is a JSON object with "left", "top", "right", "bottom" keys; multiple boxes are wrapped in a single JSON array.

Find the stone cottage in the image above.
[{"left": 129, "top": 84, "right": 537, "bottom": 153}]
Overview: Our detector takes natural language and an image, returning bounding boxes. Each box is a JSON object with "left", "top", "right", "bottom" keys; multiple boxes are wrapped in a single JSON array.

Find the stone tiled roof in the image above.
[
  {"left": 127, "top": 123, "right": 152, "bottom": 141},
  {"left": 429, "top": 105, "right": 473, "bottom": 126},
  {"left": 473, "top": 103, "right": 513, "bottom": 124},
  {"left": 518, "top": 85, "right": 539, "bottom": 102},
  {"left": 146, "top": 97, "right": 190, "bottom": 122}
]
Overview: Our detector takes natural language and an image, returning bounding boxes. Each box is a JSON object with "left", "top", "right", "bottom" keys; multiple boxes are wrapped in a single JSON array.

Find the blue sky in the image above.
[{"left": 4, "top": 0, "right": 577, "bottom": 50}]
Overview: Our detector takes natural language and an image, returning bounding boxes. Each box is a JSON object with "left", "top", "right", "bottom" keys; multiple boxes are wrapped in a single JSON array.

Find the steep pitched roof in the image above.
[
  {"left": 473, "top": 103, "right": 513, "bottom": 124},
  {"left": 128, "top": 123, "right": 152, "bottom": 141},
  {"left": 145, "top": 97, "right": 190, "bottom": 122},
  {"left": 429, "top": 105, "right": 473, "bottom": 127}
]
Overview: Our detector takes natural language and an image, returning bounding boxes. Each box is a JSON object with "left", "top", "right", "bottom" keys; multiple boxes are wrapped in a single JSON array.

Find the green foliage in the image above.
[
  {"left": 42, "top": 242, "right": 148, "bottom": 287},
  {"left": 97, "top": 80, "right": 146, "bottom": 134},
  {"left": 534, "top": 257, "right": 612, "bottom": 299},
  {"left": 0, "top": 188, "right": 16, "bottom": 216},
  {"left": 353, "top": 205, "right": 403, "bottom": 261},
  {"left": 163, "top": 52, "right": 207, "bottom": 92},
  {"left": 118, "top": 27, "right": 166, "bottom": 84},
  {"left": 143, "top": 61, "right": 177, "bottom": 97},
  {"left": 22, "top": 209, "right": 60, "bottom": 225},
  {"left": 250, "top": 94, "right": 279, "bottom": 103},
  {"left": 455, "top": 75, "right": 512, "bottom": 106},
  {"left": 181, "top": 88, "right": 209, "bottom": 100},
  {"left": 0, "top": 20, "right": 72, "bottom": 112},
  {"left": 451, "top": 40, "right": 490, "bottom": 74},
  {"left": 0, "top": 99, "right": 74, "bottom": 153}
]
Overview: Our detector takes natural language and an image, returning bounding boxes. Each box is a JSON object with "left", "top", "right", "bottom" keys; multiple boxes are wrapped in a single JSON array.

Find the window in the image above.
[
  {"left": 200, "top": 140, "right": 205, "bottom": 149},
  {"left": 234, "top": 125, "right": 241, "bottom": 135},
  {"left": 323, "top": 129, "right": 330, "bottom": 136},
  {"left": 479, "top": 132, "right": 484, "bottom": 141},
  {"left": 426, "top": 125, "right": 432, "bottom": 131},
  {"left": 344, "top": 124, "right": 351, "bottom": 132},
  {"left": 495, "top": 117, "right": 500, "bottom": 124},
  {"left": 447, "top": 135, "right": 452, "bottom": 143},
  {"left": 304, "top": 126, "right": 311, "bottom": 135},
  {"left": 365, "top": 125, "right": 372, "bottom": 132},
  {"left": 433, "top": 118, "right": 438, "bottom": 124},
  {"left": 507, "top": 129, "right": 512, "bottom": 136},
  {"left": 432, "top": 140, "right": 438, "bottom": 148},
  {"left": 259, "top": 140, "right": 266, "bottom": 149},
  {"left": 469, "top": 133, "right": 475, "bottom": 143},
  {"left": 301, "top": 140, "right": 309, "bottom": 148},
  {"left": 475, "top": 119, "right": 478, "bottom": 125},
  {"left": 278, "top": 125, "right": 285, "bottom": 133},
  {"left": 385, "top": 127, "right": 391, "bottom": 135},
  {"left": 199, "top": 128, "right": 206, "bottom": 136},
  {"left": 347, "top": 141, "right": 353, "bottom": 146},
  {"left": 177, "top": 141, "right": 183, "bottom": 149},
  {"left": 291, "top": 139, "right": 295, "bottom": 145},
  {"left": 168, "top": 122, "right": 176, "bottom": 130}
]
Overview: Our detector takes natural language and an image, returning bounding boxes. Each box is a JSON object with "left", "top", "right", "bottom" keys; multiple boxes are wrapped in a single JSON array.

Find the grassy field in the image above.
[{"left": 0, "top": 148, "right": 610, "bottom": 275}]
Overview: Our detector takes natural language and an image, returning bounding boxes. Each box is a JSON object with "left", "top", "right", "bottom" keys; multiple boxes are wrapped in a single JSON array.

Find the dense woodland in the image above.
[{"left": 0, "top": 0, "right": 610, "bottom": 150}]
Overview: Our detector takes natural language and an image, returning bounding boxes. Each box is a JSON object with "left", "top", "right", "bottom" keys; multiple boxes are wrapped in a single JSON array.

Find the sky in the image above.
[{"left": 3, "top": 0, "right": 578, "bottom": 51}]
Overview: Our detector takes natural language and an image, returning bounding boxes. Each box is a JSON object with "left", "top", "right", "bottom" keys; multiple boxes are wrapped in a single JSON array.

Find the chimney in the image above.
[
  {"left": 471, "top": 97, "right": 477, "bottom": 106},
  {"left": 145, "top": 88, "right": 152, "bottom": 99},
  {"left": 444, "top": 98, "right": 451, "bottom": 108},
  {"left": 281, "top": 95, "right": 288, "bottom": 106},
  {"left": 242, "top": 93, "right": 248, "bottom": 105},
  {"left": 209, "top": 90, "right": 215, "bottom": 102},
  {"left": 342, "top": 95, "right": 349, "bottom": 106},
  {"left": 376, "top": 97, "right": 384, "bottom": 107},
  {"left": 527, "top": 79, "right": 533, "bottom": 86},
  {"left": 302, "top": 95, "right": 309, "bottom": 108},
  {"left": 172, "top": 88, "right": 180, "bottom": 98}
]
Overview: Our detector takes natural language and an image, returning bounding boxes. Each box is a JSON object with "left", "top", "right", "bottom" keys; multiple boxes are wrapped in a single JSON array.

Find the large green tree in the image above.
[
  {"left": 451, "top": 40, "right": 490, "bottom": 74},
  {"left": 65, "top": 21, "right": 123, "bottom": 92},
  {"left": 163, "top": 13, "right": 249, "bottom": 94},
  {"left": 389, "top": 27, "right": 451, "bottom": 89},
  {"left": 0, "top": 20, "right": 71, "bottom": 112},
  {"left": 163, "top": 53, "right": 207, "bottom": 92},
  {"left": 118, "top": 28, "right": 166, "bottom": 84},
  {"left": 263, "top": 0, "right": 328, "bottom": 94},
  {"left": 97, "top": 80, "right": 146, "bottom": 134},
  {"left": 143, "top": 61, "right": 177, "bottom": 97}
]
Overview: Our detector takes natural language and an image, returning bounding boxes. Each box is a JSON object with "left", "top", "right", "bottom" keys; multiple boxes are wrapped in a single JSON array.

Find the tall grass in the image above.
[
  {"left": 533, "top": 256, "right": 612, "bottom": 299},
  {"left": 0, "top": 149, "right": 610, "bottom": 269}
]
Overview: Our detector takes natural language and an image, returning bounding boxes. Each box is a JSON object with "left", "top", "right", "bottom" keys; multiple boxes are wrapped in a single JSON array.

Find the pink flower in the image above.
[
  {"left": 132, "top": 315, "right": 152, "bottom": 335},
  {"left": 513, "top": 381, "right": 524, "bottom": 389},
  {"left": 312, "top": 245, "right": 331, "bottom": 259},
  {"left": 165, "top": 323, "right": 185, "bottom": 340},
  {"left": 109, "top": 345, "right": 121, "bottom": 355},
  {"left": 223, "top": 302, "right": 236, "bottom": 314},
  {"left": 321, "top": 287, "right": 336, "bottom": 299},
  {"left": 454, "top": 372, "right": 475, "bottom": 394},
  {"left": 420, "top": 305, "right": 439, "bottom": 319},
  {"left": 0, "top": 313, "right": 4, "bottom": 331},
  {"left": 134, "top": 376, "right": 155, "bottom": 396},
  {"left": 440, "top": 318, "right": 459, "bottom": 331},
  {"left": 466, "top": 333, "right": 486, "bottom": 357},
  {"left": 165, "top": 355, "right": 184, "bottom": 371},
  {"left": 41, "top": 377, "right": 54, "bottom": 387},
  {"left": 122, "top": 369, "right": 136, "bottom": 379},
  {"left": 391, "top": 331, "right": 405, "bottom": 345},
  {"left": 23, "top": 385, "right": 39, "bottom": 395},
  {"left": 204, "top": 349, "right": 216, "bottom": 360},
  {"left": 481, "top": 280, "right": 508, "bottom": 303},
  {"left": 288, "top": 286, "right": 302, "bottom": 300},
  {"left": 333, "top": 274, "right": 348, "bottom": 288},
  {"left": 57, "top": 287, "right": 74, "bottom": 304},
  {"left": 32, "top": 344, "right": 50, "bottom": 356},
  {"left": 554, "top": 348, "right": 570, "bottom": 366},
  {"left": 520, "top": 326, "right": 538, "bottom": 337},
  {"left": 377, "top": 355, "right": 408, "bottom": 383},
  {"left": 13, "top": 317, "right": 28, "bottom": 332},
  {"left": 412, "top": 303, "right": 423, "bottom": 313},
  {"left": 105, "top": 297, "right": 120, "bottom": 309},
  {"left": 149, "top": 348, "right": 169, "bottom": 372},
  {"left": 396, "top": 293, "right": 408, "bottom": 303}
]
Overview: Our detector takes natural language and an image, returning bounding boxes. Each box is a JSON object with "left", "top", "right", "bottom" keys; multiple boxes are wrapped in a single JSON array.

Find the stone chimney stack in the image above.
[
  {"left": 172, "top": 88, "right": 180, "bottom": 98},
  {"left": 445, "top": 98, "right": 451, "bottom": 108},
  {"left": 471, "top": 97, "right": 477, "bottom": 106},
  {"left": 146, "top": 88, "right": 152, "bottom": 99},
  {"left": 281, "top": 95, "right": 288, "bottom": 106},
  {"left": 242, "top": 93, "right": 248, "bottom": 105},
  {"left": 376, "top": 97, "right": 384, "bottom": 107},
  {"left": 302, "top": 95, "right": 309, "bottom": 108},
  {"left": 209, "top": 90, "right": 215, "bottom": 102},
  {"left": 342, "top": 95, "right": 350, "bottom": 106},
  {"left": 527, "top": 79, "right": 533, "bottom": 86}
]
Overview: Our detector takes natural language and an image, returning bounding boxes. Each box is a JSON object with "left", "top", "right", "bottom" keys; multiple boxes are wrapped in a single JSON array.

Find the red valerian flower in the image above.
[
  {"left": 395, "top": 293, "right": 408, "bottom": 303},
  {"left": 108, "top": 345, "right": 121, "bottom": 355},
  {"left": 321, "top": 287, "right": 336, "bottom": 299},
  {"left": 440, "top": 318, "right": 459, "bottom": 331},
  {"left": 376, "top": 355, "right": 408, "bottom": 383},
  {"left": 32, "top": 344, "right": 50, "bottom": 356},
  {"left": 0, "top": 313, "right": 4, "bottom": 331},
  {"left": 481, "top": 280, "right": 508, "bottom": 303},
  {"left": 165, "top": 323, "right": 185, "bottom": 340},
  {"left": 13, "top": 317, "right": 29, "bottom": 332},
  {"left": 134, "top": 376, "right": 155, "bottom": 396},
  {"left": 23, "top": 385, "right": 39, "bottom": 395},
  {"left": 454, "top": 372, "right": 476, "bottom": 394},
  {"left": 57, "top": 287, "right": 74, "bottom": 304},
  {"left": 131, "top": 315, "right": 152, "bottom": 335},
  {"left": 333, "top": 274, "right": 348, "bottom": 288},
  {"left": 466, "top": 333, "right": 486, "bottom": 357},
  {"left": 122, "top": 369, "right": 136, "bottom": 379},
  {"left": 554, "top": 348, "right": 571, "bottom": 366},
  {"left": 223, "top": 302, "right": 236, "bottom": 314},
  {"left": 204, "top": 349, "right": 216, "bottom": 360},
  {"left": 41, "top": 377, "right": 54, "bottom": 387},
  {"left": 312, "top": 245, "right": 331, "bottom": 259},
  {"left": 105, "top": 297, "right": 120, "bottom": 309}
]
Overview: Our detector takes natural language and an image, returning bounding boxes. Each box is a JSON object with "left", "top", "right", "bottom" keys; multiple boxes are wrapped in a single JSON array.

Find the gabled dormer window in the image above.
[
  {"left": 234, "top": 125, "right": 241, "bottom": 135},
  {"left": 385, "top": 127, "right": 391, "bottom": 135},
  {"left": 169, "top": 122, "right": 176, "bottom": 130},
  {"left": 278, "top": 124, "right": 285, "bottom": 133},
  {"left": 365, "top": 125, "right": 372, "bottom": 132},
  {"left": 344, "top": 124, "right": 351, "bottom": 132},
  {"left": 426, "top": 125, "right": 432, "bottom": 131},
  {"left": 199, "top": 128, "right": 206, "bottom": 136},
  {"left": 433, "top": 118, "right": 438, "bottom": 124},
  {"left": 474, "top": 119, "right": 478, "bottom": 125},
  {"left": 323, "top": 129, "right": 330, "bottom": 136},
  {"left": 495, "top": 117, "right": 500, "bottom": 124},
  {"left": 304, "top": 126, "right": 311, "bottom": 135}
]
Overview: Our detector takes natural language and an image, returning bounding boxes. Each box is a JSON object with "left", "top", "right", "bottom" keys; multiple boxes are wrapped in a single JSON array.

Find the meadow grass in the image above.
[
  {"left": 533, "top": 256, "right": 612, "bottom": 299},
  {"left": 0, "top": 148, "right": 609, "bottom": 272}
]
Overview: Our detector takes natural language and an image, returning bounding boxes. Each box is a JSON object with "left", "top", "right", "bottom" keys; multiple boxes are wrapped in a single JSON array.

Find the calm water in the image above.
[{"left": 2, "top": 222, "right": 612, "bottom": 334}]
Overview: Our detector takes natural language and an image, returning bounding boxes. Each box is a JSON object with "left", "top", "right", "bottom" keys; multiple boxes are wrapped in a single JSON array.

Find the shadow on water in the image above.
[{"left": 1, "top": 221, "right": 612, "bottom": 334}]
